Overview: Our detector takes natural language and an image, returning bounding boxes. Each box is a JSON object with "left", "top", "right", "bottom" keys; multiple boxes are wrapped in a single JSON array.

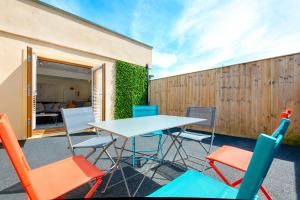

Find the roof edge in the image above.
[{"left": 32, "top": 0, "right": 153, "bottom": 49}]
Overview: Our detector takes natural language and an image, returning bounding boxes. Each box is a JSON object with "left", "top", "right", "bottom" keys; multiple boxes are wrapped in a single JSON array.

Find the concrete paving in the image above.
[{"left": 0, "top": 130, "right": 299, "bottom": 199}]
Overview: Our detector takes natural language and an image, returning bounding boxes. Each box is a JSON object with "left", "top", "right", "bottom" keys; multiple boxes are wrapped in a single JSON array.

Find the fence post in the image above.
[{"left": 146, "top": 64, "right": 149, "bottom": 105}]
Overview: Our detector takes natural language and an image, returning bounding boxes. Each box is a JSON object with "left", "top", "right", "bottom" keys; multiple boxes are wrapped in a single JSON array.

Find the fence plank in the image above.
[{"left": 149, "top": 53, "right": 300, "bottom": 145}]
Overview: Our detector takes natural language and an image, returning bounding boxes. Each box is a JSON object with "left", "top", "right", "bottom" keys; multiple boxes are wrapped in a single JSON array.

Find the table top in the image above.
[
  {"left": 89, "top": 115, "right": 205, "bottom": 138},
  {"left": 36, "top": 113, "right": 59, "bottom": 117}
]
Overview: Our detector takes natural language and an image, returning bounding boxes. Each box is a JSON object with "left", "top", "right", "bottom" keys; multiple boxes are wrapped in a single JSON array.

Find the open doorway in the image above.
[
  {"left": 35, "top": 61, "right": 92, "bottom": 130},
  {"left": 27, "top": 47, "right": 105, "bottom": 137}
]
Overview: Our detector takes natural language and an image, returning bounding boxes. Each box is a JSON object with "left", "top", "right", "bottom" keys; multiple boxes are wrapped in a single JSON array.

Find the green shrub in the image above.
[{"left": 114, "top": 60, "right": 147, "bottom": 119}]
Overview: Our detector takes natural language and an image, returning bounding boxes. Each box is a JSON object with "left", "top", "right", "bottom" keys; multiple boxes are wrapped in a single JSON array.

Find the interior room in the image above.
[{"left": 35, "top": 60, "right": 92, "bottom": 130}]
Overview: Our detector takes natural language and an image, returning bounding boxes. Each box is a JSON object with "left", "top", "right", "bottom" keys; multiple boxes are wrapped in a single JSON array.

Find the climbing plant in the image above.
[{"left": 114, "top": 60, "right": 148, "bottom": 119}]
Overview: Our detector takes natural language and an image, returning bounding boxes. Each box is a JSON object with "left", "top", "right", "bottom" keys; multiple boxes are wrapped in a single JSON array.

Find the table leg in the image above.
[
  {"left": 172, "top": 138, "right": 188, "bottom": 162},
  {"left": 102, "top": 134, "right": 131, "bottom": 196},
  {"left": 132, "top": 127, "right": 185, "bottom": 196},
  {"left": 170, "top": 136, "right": 188, "bottom": 169},
  {"left": 132, "top": 148, "right": 165, "bottom": 196},
  {"left": 93, "top": 142, "right": 112, "bottom": 165},
  {"left": 149, "top": 127, "right": 185, "bottom": 180}
]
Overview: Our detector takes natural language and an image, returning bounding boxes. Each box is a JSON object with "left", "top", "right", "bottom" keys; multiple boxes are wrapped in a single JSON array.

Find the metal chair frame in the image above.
[
  {"left": 148, "top": 118, "right": 291, "bottom": 199},
  {"left": 0, "top": 113, "right": 106, "bottom": 199},
  {"left": 206, "top": 108, "right": 292, "bottom": 200},
  {"left": 131, "top": 105, "right": 164, "bottom": 167},
  {"left": 61, "top": 107, "right": 116, "bottom": 171},
  {"left": 172, "top": 106, "right": 216, "bottom": 171}
]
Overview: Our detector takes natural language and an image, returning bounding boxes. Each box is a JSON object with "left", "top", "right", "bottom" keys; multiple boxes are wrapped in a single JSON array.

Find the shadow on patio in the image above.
[{"left": 0, "top": 131, "right": 299, "bottom": 199}]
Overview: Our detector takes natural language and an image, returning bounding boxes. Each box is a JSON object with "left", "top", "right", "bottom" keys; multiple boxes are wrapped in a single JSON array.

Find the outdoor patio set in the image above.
[{"left": 0, "top": 106, "right": 292, "bottom": 199}]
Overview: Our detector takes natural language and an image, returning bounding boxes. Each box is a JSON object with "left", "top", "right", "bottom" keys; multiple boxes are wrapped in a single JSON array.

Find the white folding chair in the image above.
[
  {"left": 61, "top": 107, "right": 116, "bottom": 170},
  {"left": 172, "top": 106, "right": 216, "bottom": 171}
]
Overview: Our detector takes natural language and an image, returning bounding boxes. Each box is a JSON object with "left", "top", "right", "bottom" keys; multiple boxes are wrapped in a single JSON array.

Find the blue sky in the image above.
[{"left": 41, "top": 0, "right": 300, "bottom": 79}]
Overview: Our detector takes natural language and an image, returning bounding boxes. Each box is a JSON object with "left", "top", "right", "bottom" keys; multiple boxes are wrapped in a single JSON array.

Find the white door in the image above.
[
  {"left": 32, "top": 52, "right": 37, "bottom": 130},
  {"left": 92, "top": 65, "right": 103, "bottom": 122}
]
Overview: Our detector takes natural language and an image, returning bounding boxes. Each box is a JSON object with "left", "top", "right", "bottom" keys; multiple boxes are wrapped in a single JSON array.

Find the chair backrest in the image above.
[
  {"left": 0, "top": 113, "right": 37, "bottom": 199},
  {"left": 132, "top": 105, "right": 159, "bottom": 118},
  {"left": 272, "top": 109, "right": 291, "bottom": 139},
  {"left": 61, "top": 107, "right": 96, "bottom": 134},
  {"left": 274, "top": 108, "right": 292, "bottom": 130},
  {"left": 186, "top": 106, "right": 216, "bottom": 129},
  {"left": 237, "top": 118, "right": 291, "bottom": 199}
]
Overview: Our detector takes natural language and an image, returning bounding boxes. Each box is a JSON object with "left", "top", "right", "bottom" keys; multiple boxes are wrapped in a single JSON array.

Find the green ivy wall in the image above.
[{"left": 114, "top": 60, "right": 148, "bottom": 119}]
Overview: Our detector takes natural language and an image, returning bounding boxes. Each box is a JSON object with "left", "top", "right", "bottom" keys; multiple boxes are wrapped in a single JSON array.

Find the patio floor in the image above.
[{"left": 0, "top": 130, "right": 299, "bottom": 199}]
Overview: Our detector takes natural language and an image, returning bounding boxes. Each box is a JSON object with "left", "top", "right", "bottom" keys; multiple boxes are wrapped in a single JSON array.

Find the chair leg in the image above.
[
  {"left": 159, "top": 135, "right": 164, "bottom": 160},
  {"left": 178, "top": 138, "right": 189, "bottom": 159},
  {"left": 93, "top": 141, "right": 115, "bottom": 165},
  {"left": 231, "top": 178, "right": 272, "bottom": 200},
  {"left": 157, "top": 134, "right": 163, "bottom": 160},
  {"left": 201, "top": 158, "right": 209, "bottom": 172},
  {"left": 161, "top": 133, "right": 169, "bottom": 146},
  {"left": 171, "top": 137, "right": 180, "bottom": 162},
  {"left": 132, "top": 137, "right": 136, "bottom": 167},
  {"left": 232, "top": 177, "right": 272, "bottom": 200},
  {"left": 93, "top": 150, "right": 106, "bottom": 165},
  {"left": 85, "top": 148, "right": 96, "bottom": 159},
  {"left": 209, "top": 160, "right": 272, "bottom": 199},
  {"left": 56, "top": 194, "right": 65, "bottom": 199},
  {"left": 172, "top": 137, "right": 181, "bottom": 162},
  {"left": 260, "top": 186, "right": 272, "bottom": 200},
  {"left": 208, "top": 160, "right": 232, "bottom": 185},
  {"left": 129, "top": 134, "right": 165, "bottom": 167},
  {"left": 104, "top": 149, "right": 116, "bottom": 172},
  {"left": 102, "top": 137, "right": 131, "bottom": 196},
  {"left": 171, "top": 137, "right": 188, "bottom": 169},
  {"left": 172, "top": 137, "right": 188, "bottom": 163},
  {"left": 202, "top": 135, "right": 214, "bottom": 172},
  {"left": 231, "top": 178, "right": 243, "bottom": 187},
  {"left": 85, "top": 177, "right": 102, "bottom": 198},
  {"left": 104, "top": 149, "right": 116, "bottom": 164}
]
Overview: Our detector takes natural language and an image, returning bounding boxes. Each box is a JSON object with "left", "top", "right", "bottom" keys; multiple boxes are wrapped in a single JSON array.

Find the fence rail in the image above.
[{"left": 149, "top": 53, "right": 300, "bottom": 145}]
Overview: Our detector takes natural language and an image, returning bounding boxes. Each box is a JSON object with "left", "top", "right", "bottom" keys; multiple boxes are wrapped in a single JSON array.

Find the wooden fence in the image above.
[{"left": 149, "top": 53, "right": 300, "bottom": 145}]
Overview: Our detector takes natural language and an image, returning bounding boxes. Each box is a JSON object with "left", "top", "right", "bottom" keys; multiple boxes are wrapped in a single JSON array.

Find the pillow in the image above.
[
  {"left": 52, "top": 103, "right": 61, "bottom": 112},
  {"left": 83, "top": 102, "right": 92, "bottom": 107},
  {"left": 74, "top": 101, "right": 84, "bottom": 107},
  {"left": 36, "top": 103, "right": 44, "bottom": 113},
  {"left": 44, "top": 103, "right": 54, "bottom": 113},
  {"left": 66, "top": 101, "right": 76, "bottom": 108},
  {"left": 61, "top": 103, "right": 67, "bottom": 109}
]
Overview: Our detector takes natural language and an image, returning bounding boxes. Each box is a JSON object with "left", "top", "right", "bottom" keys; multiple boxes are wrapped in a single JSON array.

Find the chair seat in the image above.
[
  {"left": 148, "top": 170, "right": 238, "bottom": 198},
  {"left": 73, "top": 135, "right": 115, "bottom": 148},
  {"left": 206, "top": 145, "right": 253, "bottom": 171},
  {"left": 172, "top": 131, "right": 211, "bottom": 141},
  {"left": 141, "top": 131, "right": 163, "bottom": 137},
  {"left": 29, "top": 156, "right": 106, "bottom": 199}
]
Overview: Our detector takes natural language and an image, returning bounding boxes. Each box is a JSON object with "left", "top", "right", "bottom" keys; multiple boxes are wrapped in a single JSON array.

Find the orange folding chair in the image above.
[
  {"left": 0, "top": 113, "right": 106, "bottom": 199},
  {"left": 206, "top": 109, "right": 292, "bottom": 200}
]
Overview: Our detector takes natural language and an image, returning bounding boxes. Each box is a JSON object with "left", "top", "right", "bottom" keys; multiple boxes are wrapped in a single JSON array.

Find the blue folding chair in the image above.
[
  {"left": 131, "top": 105, "right": 163, "bottom": 167},
  {"left": 148, "top": 118, "right": 290, "bottom": 199}
]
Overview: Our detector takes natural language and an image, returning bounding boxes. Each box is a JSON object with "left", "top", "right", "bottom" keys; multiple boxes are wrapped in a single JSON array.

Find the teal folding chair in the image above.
[
  {"left": 148, "top": 118, "right": 291, "bottom": 199},
  {"left": 131, "top": 105, "right": 163, "bottom": 167}
]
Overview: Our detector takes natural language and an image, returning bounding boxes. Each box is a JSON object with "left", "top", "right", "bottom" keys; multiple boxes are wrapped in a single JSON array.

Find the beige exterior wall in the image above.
[{"left": 0, "top": 0, "right": 152, "bottom": 139}]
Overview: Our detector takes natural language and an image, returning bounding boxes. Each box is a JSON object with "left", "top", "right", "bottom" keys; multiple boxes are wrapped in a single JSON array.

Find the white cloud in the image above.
[
  {"left": 151, "top": 0, "right": 300, "bottom": 79},
  {"left": 174, "top": 0, "right": 264, "bottom": 57},
  {"left": 44, "top": 0, "right": 300, "bottom": 79},
  {"left": 153, "top": 50, "right": 178, "bottom": 68}
]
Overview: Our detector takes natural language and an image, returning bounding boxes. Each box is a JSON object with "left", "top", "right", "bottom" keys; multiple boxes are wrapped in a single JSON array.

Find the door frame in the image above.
[
  {"left": 27, "top": 47, "right": 106, "bottom": 137},
  {"left": 26, "top": 47, "right": 33, "bottom": 138}
]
